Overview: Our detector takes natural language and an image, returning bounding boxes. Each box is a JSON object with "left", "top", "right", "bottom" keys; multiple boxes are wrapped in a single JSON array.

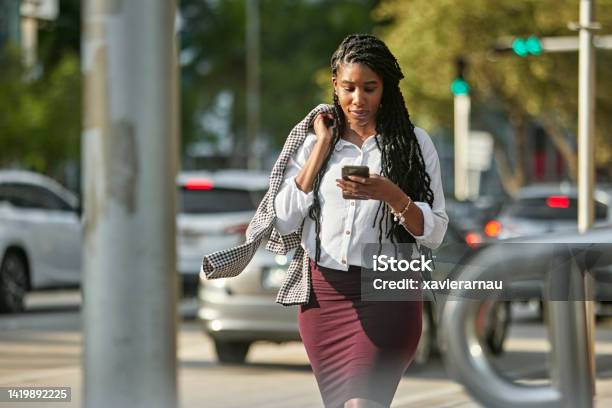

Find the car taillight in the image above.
[
  {"left": 484, "top": 220, "right": 502, "bottom": 238},
  {"left": 546, "top": 195, "right": 570, "bottom": 209},
  {"left": 224, "top": 223, "right": 249, "bottom": 235},
  {"left": 185, "top": 178, "right": 213, "bottom": 190},
  {"left": 465, "top": 232, "right": 483, "bottom": 248}
]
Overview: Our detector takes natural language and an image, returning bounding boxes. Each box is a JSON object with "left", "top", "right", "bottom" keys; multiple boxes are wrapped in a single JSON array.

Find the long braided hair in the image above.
[{"left": 308, "top": 33, "right": 435, "bottom": 265}]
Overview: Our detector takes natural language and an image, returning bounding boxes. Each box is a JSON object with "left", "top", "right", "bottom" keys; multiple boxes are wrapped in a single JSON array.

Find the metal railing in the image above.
[{"left": 440, "top": 241, "right": 611, "bottom": 408}]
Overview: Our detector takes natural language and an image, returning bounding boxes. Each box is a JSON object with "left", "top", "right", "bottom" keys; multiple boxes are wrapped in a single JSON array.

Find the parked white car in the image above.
[
  {"left": 176, "top": 169, "right": 269, "bottom": 293},
  {"left": 0, "top": 169, "right": 270, "bottom": 313},
  {"left": 0, "top": 170, "right": 81, "bottom": 312},
  {"left": 198, "top": 221, "right": 511, "bottom": 367}
]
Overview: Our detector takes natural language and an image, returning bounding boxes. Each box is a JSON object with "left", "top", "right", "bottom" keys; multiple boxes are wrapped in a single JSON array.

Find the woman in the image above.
[{"left": 273, "top": 34, "right": 448, "bottom": 408}]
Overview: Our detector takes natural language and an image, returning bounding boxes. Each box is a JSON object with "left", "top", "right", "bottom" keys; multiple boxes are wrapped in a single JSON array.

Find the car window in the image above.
[
  {"left": 0, "top": 183, "right": 73, "bottom": 211},
  {"left": 505, "top": 197, "right": 607, "bottom": 221},
  {"left": 178, "top": 187, "right": 266, "bottom": 214}
]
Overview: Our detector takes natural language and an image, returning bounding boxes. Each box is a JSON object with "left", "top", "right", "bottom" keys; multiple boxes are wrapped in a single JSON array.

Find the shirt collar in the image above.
[{"left": 334, "top": 134, "right": 381, "bottom": 152}]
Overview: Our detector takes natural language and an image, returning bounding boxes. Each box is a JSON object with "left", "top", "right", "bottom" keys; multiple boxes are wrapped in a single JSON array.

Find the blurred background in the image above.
[
  {"left": 2, "top": 0, "right": 611, "bottom": 192},
  {"left": 2, "top": 1, "right": 612, "bottom": 407}
]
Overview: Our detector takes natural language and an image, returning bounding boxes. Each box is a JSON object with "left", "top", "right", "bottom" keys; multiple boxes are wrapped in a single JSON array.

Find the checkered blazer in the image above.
[{"left": 200, "top": 104, "right": 334, "bottom": 306}]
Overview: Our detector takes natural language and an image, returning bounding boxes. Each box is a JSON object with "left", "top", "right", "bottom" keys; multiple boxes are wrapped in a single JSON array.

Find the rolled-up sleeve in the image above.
[
  {"left": 274, "top": 133, "right": 317, "bottom": 235},
  {"left": 404, "top": 128, "right": 449, "bottom": 249}
]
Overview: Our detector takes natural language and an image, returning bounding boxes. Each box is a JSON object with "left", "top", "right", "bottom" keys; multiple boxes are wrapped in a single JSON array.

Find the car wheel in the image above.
[
  {"left": 485, "top": 301, "right": 511, "bottom": 355},
  {"left": 0, "top": 251, "right": 28, "bottom": 314},
  {"left": 412, "top": 305, "right": 433, "bottom": 368},
  {"left": 213, "top": 339, "right": 251, "bottom": 364}
]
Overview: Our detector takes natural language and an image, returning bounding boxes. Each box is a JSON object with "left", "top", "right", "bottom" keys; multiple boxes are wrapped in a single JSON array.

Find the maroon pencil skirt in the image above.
[{"left": 298, "top": 259, "right": 423, "bottom": 408}]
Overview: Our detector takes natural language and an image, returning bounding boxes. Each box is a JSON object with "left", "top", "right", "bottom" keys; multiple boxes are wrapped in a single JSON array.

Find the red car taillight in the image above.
[
  {"left": 465, "top": 232, "right": 483, "bottom": 248},
  {"left": 185, "top": 178, "right": 214, "bottom": 190},
  {"left": 546, "top": 195, "right": 570, "bottom": 209}
]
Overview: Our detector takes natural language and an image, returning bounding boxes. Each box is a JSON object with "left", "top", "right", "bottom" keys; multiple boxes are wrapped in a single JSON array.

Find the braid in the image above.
[
  {"left": 308, "top": 33, "right": 435, "bottom": 265},
  {"left": 308, "top": 101, "right": 343, "bottom": 264}
]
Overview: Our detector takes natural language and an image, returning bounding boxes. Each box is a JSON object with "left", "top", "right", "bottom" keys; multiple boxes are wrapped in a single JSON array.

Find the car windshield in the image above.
[
  {"left": 505, "top": 197, "right": 607, "bottom": 220},
  {"left": 178, "top": 187, "right": 266, "bottom": 214}
]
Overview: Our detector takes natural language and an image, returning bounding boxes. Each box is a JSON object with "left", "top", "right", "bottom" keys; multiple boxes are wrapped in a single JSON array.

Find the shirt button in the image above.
[
  {"left": 341, "top": 259, "right": 347, "bottom": 265},
  {"left": 350, "top": 201, "right": 355, "bottom": 206},
  {"left": 345, "top": 230, "right": 351, "bottom": 235}
]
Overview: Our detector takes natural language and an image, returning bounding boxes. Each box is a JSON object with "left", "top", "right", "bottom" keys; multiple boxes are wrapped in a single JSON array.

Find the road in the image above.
[{"left": 3, "top": 291, "right": 612, "bottom": 407}]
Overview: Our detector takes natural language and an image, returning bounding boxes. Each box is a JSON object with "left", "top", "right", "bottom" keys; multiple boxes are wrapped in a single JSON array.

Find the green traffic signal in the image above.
[
  {"left": 525, "top": 36, "right": 542, "bottom": 55},
  {"left": 451, "top": 78, "right": 469, "bottom": 96},
  {"left": 512, "top": 36, "right": 542, "bottom": 57},
  {"left": 512, "top": 38, "right": 528, "bottom": 57}
]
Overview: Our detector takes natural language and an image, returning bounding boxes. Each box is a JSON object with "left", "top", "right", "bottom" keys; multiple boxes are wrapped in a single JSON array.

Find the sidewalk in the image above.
[{"left": 4, "top": 296, "right": 612, "bottom": 407}]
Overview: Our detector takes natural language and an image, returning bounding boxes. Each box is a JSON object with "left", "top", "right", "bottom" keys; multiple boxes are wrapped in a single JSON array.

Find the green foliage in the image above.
[
  {"left": 180, "top": 0, "right": 379, "bottom": 150},
  {"left": 374, "top": 0, "right": 612, "bottom": 168},
  {"left": 0, "top": 51, "right": 81, "bottom": 173},
  {"left": 2, "top": 0, "right": 378, "bottom": 173},
  {"left": 0, "top": 0, "right": 81, "bottom": 175}
]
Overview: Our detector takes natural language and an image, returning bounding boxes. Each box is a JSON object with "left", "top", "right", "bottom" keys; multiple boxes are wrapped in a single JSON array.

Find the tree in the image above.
[
  {"left": 0, "top": 0, "right": 81, "bottom": 185},
  {"left": 179, "top": 0, "right": 379, "bottom": 163},
  {"left": 374, "top": 0, "right": 612, "bottom": 191},
  {"left": 0, "top": 50, "right": 80, "bottom": 177}
]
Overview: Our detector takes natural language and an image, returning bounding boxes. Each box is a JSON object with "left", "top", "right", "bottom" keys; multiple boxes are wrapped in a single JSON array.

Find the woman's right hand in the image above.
[
  {"left": 312, "top": 112, "right": 335, "bottom": 144},
  {"left": 294, "top": 112, "right": 336, "bottom": 193}
]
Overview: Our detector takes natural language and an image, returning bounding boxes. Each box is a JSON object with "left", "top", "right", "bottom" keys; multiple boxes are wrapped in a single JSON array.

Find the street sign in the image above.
[
  {"left": 467, "top": 131, "right": 493, "bottom": 171},
  {"left": 20, "top": 0, "right": 58, "bottom": 21}
]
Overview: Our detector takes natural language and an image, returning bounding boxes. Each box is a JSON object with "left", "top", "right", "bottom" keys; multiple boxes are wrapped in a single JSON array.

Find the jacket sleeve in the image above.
[
  {"left": 273, "top": 132, "right": 318, "bottom": 235},
  {"left": 402, "top": 127, "right": 449, "bottom": 250}
]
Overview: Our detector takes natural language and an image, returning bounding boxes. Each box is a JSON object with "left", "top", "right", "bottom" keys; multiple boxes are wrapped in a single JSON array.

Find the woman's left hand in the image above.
[{"left": 335, "top": 173, "right": 400, "bottom": 203}]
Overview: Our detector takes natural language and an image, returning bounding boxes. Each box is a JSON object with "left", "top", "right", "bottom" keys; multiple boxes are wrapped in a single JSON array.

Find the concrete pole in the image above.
[
  {"left": 577, "top": 0, "right": 598, "bottom": 395},
  {"left": 246, "top": 0, "right": 261, "bottom": 170},
  {"left": 82, "top": 1, "right": 179, "bottom": 408},
  {"left": 454, "top": 94, "right": 470, "bottom": 201}
]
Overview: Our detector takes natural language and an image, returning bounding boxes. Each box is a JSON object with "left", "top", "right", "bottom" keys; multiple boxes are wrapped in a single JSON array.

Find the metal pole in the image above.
[
  {"left": 454, "top": 94, "right": 470, "bottom": 201},
  {"left": 577, "top": 0, "right": 596, "bottom": 233},
  {"left": 577, "top": 0, "right": 598, "bottom": 394},
  {"left": 82, "top": 1, "right": 179, "bottom": 407},
  {"left": 20, "top": 15, "right": 37, "bottom": 69},
  {"left": 246, "top": 0, "right": 261, "bottom": 170}
]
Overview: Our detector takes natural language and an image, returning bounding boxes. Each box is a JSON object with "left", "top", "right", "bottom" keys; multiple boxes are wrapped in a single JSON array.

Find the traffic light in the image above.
[
  {"left": 451, "top": 78, "right": 469, "bottom": 96},
  {"left": 451, "top": 57, "right": 470, "bottom": 96},
  {"left": 511, "top": 36, "right": 542, "bottom": 57}
]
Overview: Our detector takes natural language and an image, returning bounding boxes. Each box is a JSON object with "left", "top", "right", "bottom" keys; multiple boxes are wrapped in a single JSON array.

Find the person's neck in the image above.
[{"left": 343, "top": 125, "right": 377, "bottom": 142}]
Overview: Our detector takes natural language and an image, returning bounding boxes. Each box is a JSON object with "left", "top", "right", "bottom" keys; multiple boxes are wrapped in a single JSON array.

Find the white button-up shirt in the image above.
[{"left": 274, "top": 127, "right": 448, "bottom": 271}]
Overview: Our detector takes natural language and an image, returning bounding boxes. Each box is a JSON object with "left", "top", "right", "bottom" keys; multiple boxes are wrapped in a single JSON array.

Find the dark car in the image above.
[{"left": 485, "top": 183, "right": 611, "bottom": 240}]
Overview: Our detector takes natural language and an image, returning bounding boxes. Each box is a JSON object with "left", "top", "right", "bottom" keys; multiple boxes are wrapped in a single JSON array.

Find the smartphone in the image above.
[{"left": 341, "top": 165, "right": 369, "bottom": 200}]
